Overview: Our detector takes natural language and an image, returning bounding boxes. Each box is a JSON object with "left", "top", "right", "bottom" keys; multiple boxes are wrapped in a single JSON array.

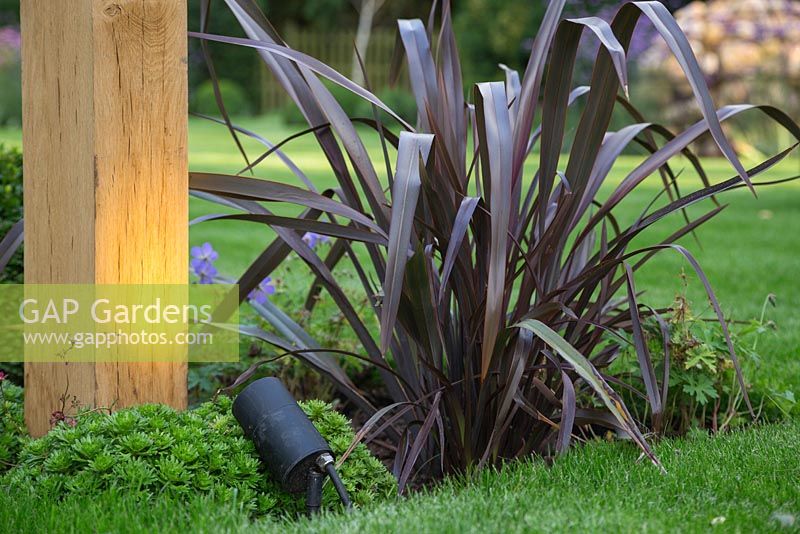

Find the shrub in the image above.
[
  {"left": 191, "top": 78, "right": 252, "bottom": 117},
  {"left": 0, "top": 144, "right": 24, "bottom": 386},
  {"left": 0, "top": 143, "right": 22, "bottom": 284},
  {"left": 189, "top": 239, "right": 371, "bottom": 404},
  {"left": 0, "top": 377, "right": 26, "bottom": 472},
  {"left": 0, "top": 26, "right": 21, "bottom": 126},
  {"left": 187, "top": 240, "right": 370, "bottom": 405},
  {"left": 3, "top": 396, "right": 395, "bottom": 516},
  {"left": 0, "top": 64, "right": 20, "bottom": 126},
  {"left": 191, "top": 0, "right": 800, "bottom": 490},
  {"left": 454, "top": 0, "right": 547, "bottom": 86},
  {"left": 611, "top": 287, "right": 780, "bottom": 434}
]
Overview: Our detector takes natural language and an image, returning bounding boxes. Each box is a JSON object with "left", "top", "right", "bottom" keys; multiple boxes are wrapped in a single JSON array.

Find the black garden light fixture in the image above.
[{"left": 232, "top": 377, "right": 352, "bottom": 514}]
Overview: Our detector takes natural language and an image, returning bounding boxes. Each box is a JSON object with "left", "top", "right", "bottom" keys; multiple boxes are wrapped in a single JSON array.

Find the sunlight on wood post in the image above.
[{"left": 21, "top": 0, "right": 188, "bottom": 436}]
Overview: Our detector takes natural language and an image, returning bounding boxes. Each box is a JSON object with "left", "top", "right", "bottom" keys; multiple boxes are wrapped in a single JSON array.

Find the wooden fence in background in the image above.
[{"left": 259, "top": 25, "right": 401, "bottom": 111}]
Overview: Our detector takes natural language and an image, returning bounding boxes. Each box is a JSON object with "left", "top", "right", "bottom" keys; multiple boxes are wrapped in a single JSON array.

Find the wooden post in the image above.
[{"left": 21, "top": 0, "right": 188, "bottom": 436}]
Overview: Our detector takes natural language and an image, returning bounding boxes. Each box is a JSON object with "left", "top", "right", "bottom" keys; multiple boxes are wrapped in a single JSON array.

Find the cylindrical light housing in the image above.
[{"left": 232, "top": 377, "right": 332, "bottom": 492}]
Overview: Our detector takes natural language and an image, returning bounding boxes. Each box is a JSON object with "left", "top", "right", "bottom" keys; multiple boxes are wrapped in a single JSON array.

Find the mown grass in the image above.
[
  {"left": 1, "top": 422, "right": 797, "bottom": 533},
  {"left": 286, "top": 422, "right": 800, "bottom": 533}
]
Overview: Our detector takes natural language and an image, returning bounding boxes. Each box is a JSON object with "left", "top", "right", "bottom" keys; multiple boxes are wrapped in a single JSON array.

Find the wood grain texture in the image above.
[{"left": 22, "top": 0, "right": 188, "bottom": 436}]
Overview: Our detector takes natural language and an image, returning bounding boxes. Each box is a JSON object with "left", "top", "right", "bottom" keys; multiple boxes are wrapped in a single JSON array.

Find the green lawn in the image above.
[
  {"left": 1, "top": 116, "right": 799, "bottom": 532},
  {"left": 2, "top": 422, "right": 798, "bottom": 532}
]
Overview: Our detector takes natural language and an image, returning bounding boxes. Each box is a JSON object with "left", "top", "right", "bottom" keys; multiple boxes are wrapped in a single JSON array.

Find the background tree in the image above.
[{"left": 454, "top": 0, "right": 547, "bottom": 85}]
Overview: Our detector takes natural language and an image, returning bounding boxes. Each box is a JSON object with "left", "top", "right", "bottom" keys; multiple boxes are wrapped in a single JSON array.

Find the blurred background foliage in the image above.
[
  {"left": 0, "top": 0, "right": 710, "bottom": 125},
  {"left": 454, "top": 0, "right": 547, "bottom": 86},
  {"left": 8, "top": 0, "right": 795, "bottom": 156},
  {"left": 639, "top": 0, "right": 800, "bottom": 156}
]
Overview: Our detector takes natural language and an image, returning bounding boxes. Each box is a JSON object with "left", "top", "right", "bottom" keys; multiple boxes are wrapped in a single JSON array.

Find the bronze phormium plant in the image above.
[{"left": 186, "top": 0, "right": 800, "bottom": 490}]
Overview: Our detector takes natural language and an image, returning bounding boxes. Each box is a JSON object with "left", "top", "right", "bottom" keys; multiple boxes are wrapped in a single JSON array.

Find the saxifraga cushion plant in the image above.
[
  {"left": 2, "top": 396, "right": 395, "bottom": 516},
  {"left": 0, "top": 378, "right": 26, "bottom": 472}
]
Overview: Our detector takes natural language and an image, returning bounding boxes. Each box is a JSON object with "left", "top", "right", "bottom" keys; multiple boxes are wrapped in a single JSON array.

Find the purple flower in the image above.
[
  {"left": 0, "top": 370, "right": 6, "bottom": 382},
  {"left": 190, "top": 242, "right": 219, "bottom": 284},
  {"left": 193, "top": 261, "right": 218, "bottom": 284},
  {"left": 247, "top": 277, "right": 276, "bottom": 305},
  {"left": 191, "top": 242, "right": 219, "bottom": 263},
  {"left": 302, "top": 232, "right": 330, "bottom": 248}
]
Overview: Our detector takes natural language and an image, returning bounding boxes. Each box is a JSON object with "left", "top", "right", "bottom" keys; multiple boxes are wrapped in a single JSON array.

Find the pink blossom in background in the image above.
[
  {"left": 0, "top": 26, "right": 20, "bottom": 69},
  {"left": 0, "top": 26, "right": 20, "bottom": 49}
]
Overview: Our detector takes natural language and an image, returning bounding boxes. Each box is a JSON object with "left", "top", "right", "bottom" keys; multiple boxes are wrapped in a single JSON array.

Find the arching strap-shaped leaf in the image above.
[
  {"left": 583, "top": 104, "right": 800, "bottom": 240},
  {"left": 188, "top": 213, "right": 389, "bottom": 246},
  {"left": 380, "top": 132, "right": 434, "bottom": 354},
  {"left": 190, "top": 191, "right": 268, "bottom": 215},
  {"left": 536, "top": 16, "right": 628, "bottom": 235},
  {"left": 555, "top": 145, "right": 797, "bottom": 311},
  {"left": 233, "top": 322, "right": 375, "bottom": 416},
  {"left": 189, "top": 31, "right": 412, "bottom": 132},
  {"left": 219, "top": 0, "right": 366, "bottom": 221},
  {"left": 482, "top": 328, "right": 533, "bottom": 463},
  {"left": 646, "top": 245, "right": 755, "bottom": 417},
  {"left": 199, "top": 3, "right": 397, "bottom": 231},
  {"left": 573, "top": 122, "right": 654, "bottom": 222},
  {"left": 567, "top": 17, "right": 628, "bottom": 92},
  {"left": 301, "top": 67, "right": 393, "bottom": 229},
  {"left": 398, "top": 391, "right": 441, "bottom": 493},
  {"left": 527, "top": 86, "right": 590, "bottom": 156},
  {"left": 624, "top": 263, "right": 662, "bottom": 423},
  {"left": 475, "top": 82, "right": 513, "bottom": 381},
  {"left": 0, "top": 219, "right": 23, "bottom": 272},
  {"left": 515, "top": 319, "right": 663, "bottom": 471},
  {"left": 339, "top": 401, "right": 416, "bottom": 466},
  {"left": 499, "top": 64, "right": 521, "bottom": 120},
  {"left": 512, "top": 0, "right": 566, "bottom": 180},
  {"left": 437, "top": 0, "right": 466, "bottom": 170},
  {"left": 198, "top": 0, "right": 251, "bottom": 170},
  {"left": 189, "top": 172, "right": 385, "bottom": 236},
  {"left": 557, "top": 370, "right": 576, "bottom": 454},
  {"left": 230, "top": 198, "right": 332, "bottom": 306},
  {"left": 256, "top": 206, "right": 407, "bottom": 401},
  {"left": 438, "top": 196, "right": 479, "bottom": 304},
  {"left": 630, "top": 1, "right": 751, "bottom": 190},
  {"left": 396, "top": 19, "right": 438, "bottom": 131}
]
